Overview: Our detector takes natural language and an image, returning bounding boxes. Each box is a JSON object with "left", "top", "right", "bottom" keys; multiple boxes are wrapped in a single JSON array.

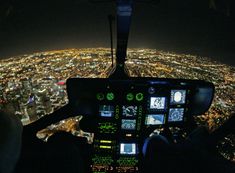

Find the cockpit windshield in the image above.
[{"left": 0, "top": 0, "right": 234, "bottom": 161}]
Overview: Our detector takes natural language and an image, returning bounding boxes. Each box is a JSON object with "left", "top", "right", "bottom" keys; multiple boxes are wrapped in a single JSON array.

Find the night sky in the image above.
[{"left": 0, "top": 0, "right": 235, "bottom": 66}]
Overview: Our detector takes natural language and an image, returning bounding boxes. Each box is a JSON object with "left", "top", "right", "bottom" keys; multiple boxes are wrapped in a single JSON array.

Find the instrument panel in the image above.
[{"left": 66, "top": 78, "right": 214, "bottom": 173}]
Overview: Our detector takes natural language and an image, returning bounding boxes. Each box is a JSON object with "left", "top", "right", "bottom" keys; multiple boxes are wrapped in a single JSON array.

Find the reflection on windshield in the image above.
[{"left": 0, "top": 48, "right": 234, "bottom": 161}]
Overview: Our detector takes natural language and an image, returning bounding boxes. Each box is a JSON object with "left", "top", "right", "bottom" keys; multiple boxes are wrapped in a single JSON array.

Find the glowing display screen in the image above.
[
  {"left": 99, "top": 105, "right": 114, "bottom": 117},
  {"left": 168, "top": 108, "right": 184, "bottom": 122},
  {"left": 121, "top": 119, "right": 136, "bottom": 130},
  {"left": 150, "top": 97, "right": 166, "bottom": 110},
  {"left": 170, "top": 90, "right": 186, "bottom": 104},
  {"left": 120, "top": 143, "right": 137, "bottom": 155},
  {"left": 145, "top": 114, "right": 165, "bottom": 125},
  {"left": 122, "top": 106, "right": 137, "bottom": 117}
]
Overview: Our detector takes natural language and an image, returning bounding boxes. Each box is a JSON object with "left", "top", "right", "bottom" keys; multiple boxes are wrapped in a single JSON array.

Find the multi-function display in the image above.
[
  {"left": 120, "top": 143, "right": 137, "bottom": 155},
  {"left": 150, "top": 97, "right": 166, "bottom": 110},
  {"left": 168, "top": 108, "right": 184, "bottom": 122},
  {"left": 121, "top": 119, "right": 136, "bottom": 130},
  {"left": 122, "top": 106, "right": 138, "bottom": 117},
  {"left": 99, "top": 105, "right": 114, "bottom": 117},
  {"left": 145, "top": 114, "right": 165, "bottom": 125},
  {"left": 170, "top": 90, "right": 186, "bottom": 105}
]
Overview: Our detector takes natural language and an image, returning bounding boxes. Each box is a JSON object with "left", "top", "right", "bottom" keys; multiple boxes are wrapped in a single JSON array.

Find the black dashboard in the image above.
[{"left": 66, "top": 78, "right": 214, "bottom": 173}]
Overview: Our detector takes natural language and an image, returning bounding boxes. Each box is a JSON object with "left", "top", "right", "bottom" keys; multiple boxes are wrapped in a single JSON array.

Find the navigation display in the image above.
[
  {"left": 170, "top": 90, "right": 186, "bottom": 105},
  {"left": 99, "top": 105, "right": 114, "bottom": 117},
  {"left": 168, "top": 108, "right": 184, "bottom": 122},
  {"left": 150, "top": 97, "right": 166, "bottom": 110},
  {"left": 121, "top": 119, "right": 136, "bottom": 130},
  {"left": 145, "top": 114, "right": 165, "bottom": 125},
  {"left": 122, "top": 106, "right": 137, "bottom": 117},
  {"left": 120, "top": 143, "right": 137, "bottom": 155}
]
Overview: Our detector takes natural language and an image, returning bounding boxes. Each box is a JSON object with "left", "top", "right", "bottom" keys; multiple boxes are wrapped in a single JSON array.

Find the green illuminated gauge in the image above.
[
  {"left": 98, "top": 122, "right": 117, "bottom": 133},
  {"left": 92, "top": 156, "right": 114, "bottom": 165},
  {"left": 106, "top": 92, "right": 115, "bottom": 101},
  {"left": 96, "top": 93, "right": 104, "bottom": 101},
  {"left": 136, "top": 93, "right": 144, "bottom": 101},
  {"left": 126, "top": 93, "right": 134, "bottom": 101},
  {"left": 117, "top": 157, "right": 138, "bottom": 166}
]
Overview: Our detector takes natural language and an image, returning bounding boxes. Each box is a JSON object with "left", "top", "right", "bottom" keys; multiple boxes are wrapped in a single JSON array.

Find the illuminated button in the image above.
[
  {"left": 96, "top": 93, "right": 104, "bottom": 101},
  {"left": 106, "top": 92, "right": 114, "bottom": 101},
  {"left": 136, "top": 93, "right": 144, "bottom": 101},
  {"left": 126, "top": 93, "right": 134, "bottom": 101}
]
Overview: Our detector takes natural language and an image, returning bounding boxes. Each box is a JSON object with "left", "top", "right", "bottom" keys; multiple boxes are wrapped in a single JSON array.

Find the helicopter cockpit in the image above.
[
  {"left": 61, "top": 2, "right": 215, "bottom": 172},
  {"left": 0, "top": 0, "right": 234, "bottom": 173}
]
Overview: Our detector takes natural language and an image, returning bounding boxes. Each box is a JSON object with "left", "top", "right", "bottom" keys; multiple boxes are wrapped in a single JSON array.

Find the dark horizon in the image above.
[{"left": 0, "top": 0, "right": 235, "bottom": 66}]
